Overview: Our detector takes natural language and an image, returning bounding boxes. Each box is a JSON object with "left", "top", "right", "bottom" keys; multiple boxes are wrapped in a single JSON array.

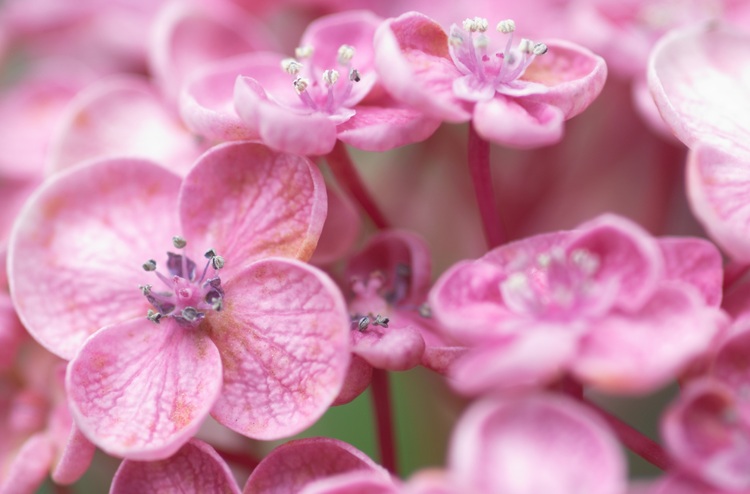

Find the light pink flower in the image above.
[
  {"left": 429, "top": 213, "right": 725, "bottom": 394},
  {"left": 373, "top": 12, "right": 607, "bottom": 148},
  {"left": 8, "top": 142, "right": 350, "bottom": 459}
]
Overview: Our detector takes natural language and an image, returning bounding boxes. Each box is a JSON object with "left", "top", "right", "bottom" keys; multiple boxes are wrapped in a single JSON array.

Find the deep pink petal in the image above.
[
  {"left": 0, "top": 433, "right": 54, "bottom": 494},
  {"left": 337, "top": 103, "right": 441, "bottom": 152},
  {"left": 67, "top": 318, "right": 223, "bottom": 460},
  {"left": 180, "top": 141, "right": 327, "bottom": 280},
  {"left": 243, "top": 437, "right": 387, "bottom": 494},
  {"left": 332, "top": 355, "right": 373, "bottom": 406},
  {"left": 8, "top": 159, "right": 181, "bottom": 359},
  {"left": 659, "top": 237, "right": 723, "bottom": 307},
  {"left": 51, "top": 424, "right": 95, "bottom": 484},
  {"left": 712, "top": 329, "right": 750, "bottom": 392},
  {"left": 449, "top": 395, "right": 626, "bottom": 494},
  {"left": 472, "top": 97, "right": 564, "bottom": 148},
  {"left": 207, "top": 258, "right": 350, "bottom": 440},
  {"left": 111, "top": 439, "right": 240, "bottom": 494}
]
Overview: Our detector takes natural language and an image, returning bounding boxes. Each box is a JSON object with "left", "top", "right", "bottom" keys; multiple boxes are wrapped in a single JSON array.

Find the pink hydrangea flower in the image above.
[
  {"left": 181, "top": 10, "right": 440, "bottom": 155},
  {"left": 648, "top": 22, "right": 750, "bottom": 261},
  {"left": 373, "top": 12, "right": 607, "bottom": 148},
  {"left": 429, "top": 213, "right": 726, "bottom": 395},
  {"left": 8, "top": 142, "right": 350, "bottom": 459}
]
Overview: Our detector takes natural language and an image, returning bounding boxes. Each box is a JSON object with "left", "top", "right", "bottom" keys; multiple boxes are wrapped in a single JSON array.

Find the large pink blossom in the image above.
[
  {"left": 8, "top": 142, "right": 350, "bottom": 460},
  {"left": 373, "top": 11, "right": 607, "bottom": 148},
  {"left": 429, "top": 213, "right": 726, "bottom": 395}
]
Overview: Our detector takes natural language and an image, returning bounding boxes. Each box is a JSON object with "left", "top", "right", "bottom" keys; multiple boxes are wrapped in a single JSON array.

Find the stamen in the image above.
[
  {"left": 349, "top": 69, "right": 361, "bottom": 83},
  {"left": 337, "top": 45, "right": 355, "bottom": 65},
  {"left": 211, "top": 256, "right": 225, "bottom": 270},
  {"left": 181, "top": 307, "right": 200, "bottom": 322},
  {"left": 497, "top": 19, "right": 515, "bottom": 33},
  {"left": 139, "top": 284, "right": 152, "bottom": 295},
  {"left": 142, "top": 259, "right": 157, "bottom": 272},
  {"left": 281, "top": 58, "right": 303, "bottom": 76},
  {"left": 373, "top": 314, "right": 390, "bottom": 328},
  {"left": 323, "top": 69, "right": 340, "bottom": 87},
  {"left": 357, "top": 316, "right": 370, "bottom": 331},
  {"left": 295, "top": 45, "right": 314, "bottom": 59},
  {"left": 146, "top": 309, "right": 162, "bottom": 324},
  {"left": 532, "top": 42, "right": 548, "bottom": 55},
  {"left": 204, "top": 248, "right": 217, "bottom": 259},
  {"left": 171, "top": 235, "right": 187, "bottom": 249},
  {"left": 293, "top": 77, "right": 310, "bottom": 94},
  {"left": 418, "top": 304, "right": 432, "bottom": 318},
  {"left": 519, "top": 38, "right": 535, "bottom": 54}
]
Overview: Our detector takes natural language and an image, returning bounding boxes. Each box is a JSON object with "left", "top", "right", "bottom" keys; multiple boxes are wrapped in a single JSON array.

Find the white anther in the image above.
[
  {"left": 295, "top": 45, "right": 314, "bottom": 59},
  {"left": 139, "top": 284, "right": 152, "bottom": 295},
  {"left": 349, "top": 69, "right": 361, "bottom": 82},
  {"left": 462, "top": 18, "right": 476, "bottom": 31},
  {"left": 474, "top": 17, "right": 489, "bottom": 32},
  {"left": 357, "top": 316, "right": 370, "bottom": 331},
  {"left": 281, "top": 58, "right": 303, "bottom": 75},
  {"left": 497, "top": 19, "right": 516, "bottom": 33},
  {"left": 142, "top": 259, "right": 157, "bottom": 271},
  {"left": 293, "top": 77, "right": 310, "bottom": 94},
  {"left": 147, "top": 309, "right": 162, "bottom": 323},
  {"left": 533, "top": 42, "right": 548, "bottom": 55},
  {"left": 519, "top": 38, "right": 535, "bottom": 54},
  {"left": 172, "top": 235, "right": 187, "bottom": 249},
  {"left": 323, "top": 69, "right": 340, "bottom": 86},
  {"left": 182, "top": 307, "right": 199, "bottom": 322},
  {"left": 337, "top": 44, "right": 355, "bottom": 65},
  {"left": 211, "top": 255, "right": 225, "bottom": 270}
]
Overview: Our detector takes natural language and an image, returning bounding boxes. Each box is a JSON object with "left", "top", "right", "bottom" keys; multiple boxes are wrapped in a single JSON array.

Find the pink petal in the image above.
[
  {"left": 373, "top": 12, "right": 471, "bottom": 122},
  {"left": 179, "top": 141, "right": 327, "bottom": 280},
  {"left": 46, "top": 75, "right": 204, "bottom": 176},
  {"left": 686, "top": 142, "right": 750, "bottom": 261},
  {"left": 8, "top": 158, "right": 181, "bottom": 359},
  {"left": 711, "top": 329, "right": 750, "bottom": 392},
  {"left": 337, "top": 103, "right": 441, "bottom": 152},
  {"left": 67, "top": 318, "right": 223, "bottom": 460},
  {"left": 351, "top": 321, "right": 425, "bottom": 371},
  {"left": 0, "top": 433, "right": 54, "bottom": 494},
  {"left": 310, "top": 181, "right": 362, "bottom": 266},
  {"left": 659, "top": 237, "right": 723, "bottom": 307},
  {"left": 234, "top": 76, "right": 339, "bottom": 156},
  {"left": 574, "top": 283, "right": 725, "bottom": 393},
  {"left": 449, "top": 394, "right": 626, "bottom": 494},
  {"left": 301, "top": 471, "right": 401, "bottom": 494},
  {"left": 332, "top": 355, "right": 373, "bottom": 406},
  {"left": 111, "top": 439, "right": 240, "bottom": 494},
  {"left": 51, "top": 424, "right": 95, "bottom": 484},
  {"left": 243, "top": 437, "right": 387, "bottom": 494},
  {"left": 472, "top": 97, "right": 564, "bottom": 148},
  {"left": 207, "top": 258, "right": 350, "bottom": 440}
]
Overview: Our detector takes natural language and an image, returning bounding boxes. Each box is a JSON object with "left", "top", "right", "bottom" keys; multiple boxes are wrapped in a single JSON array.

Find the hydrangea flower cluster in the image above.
[{"left": 0, "top": 1, "right": 748, "bottom": 493}]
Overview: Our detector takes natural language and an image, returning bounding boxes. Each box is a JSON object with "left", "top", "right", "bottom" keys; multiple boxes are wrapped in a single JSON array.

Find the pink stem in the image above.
[
  {"left": 326, "top": 140, "right": 389, "bottom": 229},
  {"left": 467, "top": 124, "right": 504, "bottom": 248},
  {"left": 583, "top": 399, "right": 672, "bottom": 471},
  {"left": 370, "top": 368, "right": 398, "bottom": 474}
]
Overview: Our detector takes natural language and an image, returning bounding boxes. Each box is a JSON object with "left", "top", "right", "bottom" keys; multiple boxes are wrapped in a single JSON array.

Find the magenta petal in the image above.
[
  {"left": 687, "top": 142, "right": 750, "bottom": 261},
  {"left": 111, "top": 439, "right": 240, "bottom": 494},
  {"left": 449, "top": 395, "right": 626, "bottom": 494},
  {"left": 8, "top": 159, "right": 181, "bottom": 359},
  {"left": 659, "top": 237, "right": 723, "bottom": 307},
  {"left": 337, "top": 103, "right": 441, "bottom": 152},
  {"left": 473, "top": 97, "right": 565, "bottom": 149},
  {"left": 208, "top": 258, "right": 350, "bottom": 440},
  {"left": 180, "top": 141, "right": 327, "bottom": 278},
  {"left": 67, "top": 318, "right": 223, "bottom": 460},
  {"left": 243, "top": 437, "right": 386, "bottom": 494},
  {"left": 333, "top": 355, "right": 372, "bottom": 406}
]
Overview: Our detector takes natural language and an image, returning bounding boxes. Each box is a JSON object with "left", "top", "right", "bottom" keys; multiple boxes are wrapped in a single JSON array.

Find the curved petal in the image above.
[
  {"left": 449, "top": 395, "right": 626, "bottom": 494},
  {"left": 180, "top": 141, "right": 327, "bottom": 278},
  {"left": 337, "top": 103, "right": 441, "bottom": 152},
  {"left": 8, "top": 158, "right": 181, "bottom": 359},
  {"left": 51, "top": 424, "right": 95, "bottom": 484},
  {"left": 332, "top": 355, "right": 372, "bottom": 406},
  {"left": 111, "top": 439, "right": 240, "bottom": 494},
  {"left": 301, "top": 471, "right": 401, "bottom": 494},
  {"left": 351, "top": 321, "right": 425, "bottom": 371},
  {"left": 66, "top": 318, "right": 223, "bottom": 460},
  {"left": 243, "top": 437, "right": 386, "bottom": 494},
  {"left": 207, "top": 258, "right": 350, "bottom": 440},
  {"left": 472, "top": 97, "right": 564, "bottom": 149},
  {"left": 659, "top": 237, "right": 723, "bottom": 307},
  {"left": 0, "top": 433, "right": 54, "bottom": 494}
]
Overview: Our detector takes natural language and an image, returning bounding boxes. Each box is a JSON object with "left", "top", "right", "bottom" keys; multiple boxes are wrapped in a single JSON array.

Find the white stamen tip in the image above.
[
  {"left": 462, "top": 18, "right": 475, "bottom": 31},
  {"left": 143, "top": 259, "right": 157, "bottom": 271},
  {"left": 519, "top": 38, "right": 535, "bottom": 54},
  {"left": 295, "top": 45, "right": 314, "bottom": 59},
  {"left": 293, "top": 77, "right": 310, "bottom": 94},
  {"left": 474, "top": 17, "right": 489, "bottom": 32},
  {"left": 349, "top": 69, "right": 361, "bottom": 82},
  {"left": 211, "top": 255, "right": 225, "bottom": 270},
  {"left": 337, "top": 44, "right": 355, "bottom": 65},
  {"left": 497, "top": 19, "right": 516, "bottom": 33},
  {"left": 172, "top": 235, "right": 187, "bottom": 249},
  {"left": 533, "top": 42, "right": 548, "bottom": 55},
  {"left": 323, "top": 69, "right": 340, "bottom": 86},
  {"left": 281, "top": 58, "right": 303, "bottom": 75}
]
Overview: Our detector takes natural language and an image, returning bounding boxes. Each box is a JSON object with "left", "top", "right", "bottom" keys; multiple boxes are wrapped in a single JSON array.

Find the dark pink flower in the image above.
[
  {"left": 8, "top": 142, "right": 350, "bottom": 459},
  {"left": 373, "top": 12, "right": 607, "bottom": 148}
]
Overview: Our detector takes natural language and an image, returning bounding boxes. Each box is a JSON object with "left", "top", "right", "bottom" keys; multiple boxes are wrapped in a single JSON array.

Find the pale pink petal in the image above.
[
  {"left": 111, "top": 439, "right": 240, "bottom": 494},
  {"left": 46, "top": 75, "right": 205, "bottom": 176},
  {"left": 0, "top": 177, "right": 38, "bottom": 248},
  {"left": 180, "top": 142, "right": 327, "bottom": 279},
  {"left": 337, "top": 103, "right": 441, "bottom": 152},
  {"left": 208, "top": 258, "right": 350, "bottom": 440},
  {"left": 301, "top": 471, "right": 401, "bottom": 494},
  {"left": 659, "top": 237, "right": 723, "bottom": 307},
  {"left": 373, "top": 12, "right": 471, "bottom": 122},
  {"left": 243, "top": 437, "right": 386, "bottom": 494},
  {"left": 0, "top": 433, "right": 54, "bottom": 494},
  {"left": 403, "top": 469, "right": 455, "bottom": 494},
  {"left": 67, "top": 318, "right": 223, "bottom": 460},
  {"left": 51, "top": 424, "right": 95, "bottom": 484},
  {"left": 574, "top": 284, "right": 725, "bottom": 393},
  {"left": 234, "top": 76, "right": 339, "bottom": 156},
  {"left": 449, "top": 395, "right": 626, "bottom": 494},
  {"left": 472, "top": 97, "right": 564, "bottom": 148},
  {"left": 648, "top": 23, "right": 750, "bottom": 150},
  {"left": 310, "top": 182, "right": 362, "bottom": 266},
  {"left": 8, "top": 159, "right": 181, "bottom": 359},
  {"left": 686, "top": 142, "right": 750, "bottom": 262},
  {"left": 351, "top": 321, "right": 425, "bottom": 371}
]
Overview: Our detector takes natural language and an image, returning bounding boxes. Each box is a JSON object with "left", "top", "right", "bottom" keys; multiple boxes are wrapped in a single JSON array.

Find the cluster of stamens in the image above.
[
  {"left": 140, "top": 235, "right": 225, "bottom": 327},
  {"left": 449, "top": 16, "right": 548, "bottom": 90},
  {"left": 280, "top": 43, "right": 361, "bottom": 114}
]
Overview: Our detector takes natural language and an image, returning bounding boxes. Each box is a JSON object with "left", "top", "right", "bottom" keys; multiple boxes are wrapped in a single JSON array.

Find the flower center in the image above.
[
  {"left": 280, "top": 44, "right": 362, "bottom": 117},
  {"left": 349, "top": 263, "right": 417, "bottom": 332},
  {"left": 140, "top": 235, "right": 225, "bottom": 327},
  {"left": 448, "top": 17, "right": 547, "bottom": 101}
]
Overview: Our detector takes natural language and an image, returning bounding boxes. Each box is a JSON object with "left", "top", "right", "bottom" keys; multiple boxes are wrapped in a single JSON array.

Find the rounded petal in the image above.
[
  {"left": 337, "top": 103, "right": 441, "bottom": 152},
  {"left": 111, "top": 439, "right": 240, "bottom": 494},
  {"left": 207, "top": 258, "right": 350, "bottom": 440},
  {"left": 0, "top": 433, "right": 54, "bottom": 494},
  {"left": 8, "top": 158, "right": 181, "bottom": 359},
  {"left": 472, "top": 97, "right": 564, "bottom": 149},
  {"left": 66, "top": 318, "right": 223, "bottom": 460},
  {"left": 180, "top": 141, "right": 327, "bottom": 279},
  {"left": 351, "top": 321, "right": 425, "bottom": 371},
  {"left": 332, "top": 355, "right": 372, "bottom": 406},
  {"left": 51, "top": 425, "right": 96, "bottom": 485},
  {"left": 449, "top": 394, "right": 626, "bottom": 494},
  {"left": 659, "top": 237, "right": 723, "bottom": 307},
  {"left": 301, "top": 471, "right": 401, "bottom": 494},
  {"left": 243, "top": 437, "right": 386, "bottom": 494}
]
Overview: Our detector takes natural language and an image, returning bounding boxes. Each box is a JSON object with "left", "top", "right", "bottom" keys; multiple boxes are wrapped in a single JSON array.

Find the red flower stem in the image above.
[
  {"left": 370, "top": 368, "right": 398, "bottom": 474},
  {"left": 213, "top": 446, "right": 260, "bottom": 473},
  {"left": 467, "top": 125, "right": 505, "bottom": 248},
  {"left": 326, "top": 140, "right": 389, "bottom": 229},
  {"left": 582, "top": 398, "right": 672, "bottom": 471}
]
